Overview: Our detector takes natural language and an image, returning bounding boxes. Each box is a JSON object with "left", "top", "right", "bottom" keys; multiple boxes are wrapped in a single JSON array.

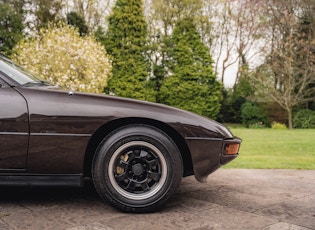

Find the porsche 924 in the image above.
[{"left": 0, "top": 55, "right": 241, "bottom": 212}]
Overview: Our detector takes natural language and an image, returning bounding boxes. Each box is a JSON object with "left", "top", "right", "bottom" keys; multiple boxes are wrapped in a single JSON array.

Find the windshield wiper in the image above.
[{"left": 22, "top": 80, "right": 50, "bottom": 87}]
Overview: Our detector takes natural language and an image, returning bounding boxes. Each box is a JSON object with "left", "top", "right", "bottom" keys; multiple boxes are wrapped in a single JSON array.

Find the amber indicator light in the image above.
[{"left": 225, "top": 143, "right": 240, "bottom": 155}]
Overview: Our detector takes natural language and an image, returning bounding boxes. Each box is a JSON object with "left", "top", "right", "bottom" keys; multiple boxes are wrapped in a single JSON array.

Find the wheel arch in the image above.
[{"left": 83, "top": 118, "right": 193, "bottom": 179}]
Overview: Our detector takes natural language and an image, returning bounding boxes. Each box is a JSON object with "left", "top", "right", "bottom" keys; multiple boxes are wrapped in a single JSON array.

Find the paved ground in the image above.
[{"left": 0, "top": 169, "right": 314, "bottom": 230}]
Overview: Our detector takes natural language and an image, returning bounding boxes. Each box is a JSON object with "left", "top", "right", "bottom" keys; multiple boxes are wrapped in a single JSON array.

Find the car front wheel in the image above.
[{"left": 92, "top": 125, "right": 183, "bottom": 213}]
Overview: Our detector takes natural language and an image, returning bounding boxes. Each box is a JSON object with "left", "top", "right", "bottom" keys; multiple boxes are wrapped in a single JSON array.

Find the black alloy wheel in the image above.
[{"left": 92, "top": 125, "right": 183, "bottom": 213}]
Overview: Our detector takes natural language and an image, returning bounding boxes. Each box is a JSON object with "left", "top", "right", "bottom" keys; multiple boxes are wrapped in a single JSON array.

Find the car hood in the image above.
[{"left": 18, "top": 86, "right": 234, "bottom": 139}]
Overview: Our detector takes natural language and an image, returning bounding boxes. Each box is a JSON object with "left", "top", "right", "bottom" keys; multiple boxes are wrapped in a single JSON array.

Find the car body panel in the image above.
[
  {"left": 0, "top": 77, "right": 29, "bottom": 169},
  {"left": 0, "top": 63, "right": 240, "bottom": 183}
]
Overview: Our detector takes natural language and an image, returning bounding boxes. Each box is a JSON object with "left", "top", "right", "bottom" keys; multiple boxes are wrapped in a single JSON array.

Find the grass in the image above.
[{"left": 223, "top": 129, "right": 315, "bottom": 169}]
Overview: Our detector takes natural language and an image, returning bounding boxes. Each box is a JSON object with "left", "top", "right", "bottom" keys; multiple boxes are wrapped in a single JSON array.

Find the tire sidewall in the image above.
[{"left": 92, "top": 125, "right": 182, "bottom": 212}]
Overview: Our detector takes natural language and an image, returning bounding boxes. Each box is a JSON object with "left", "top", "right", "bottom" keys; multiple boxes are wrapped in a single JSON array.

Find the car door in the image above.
[{"left": 0, "top": 76, "right": 29, "bottom": 169}]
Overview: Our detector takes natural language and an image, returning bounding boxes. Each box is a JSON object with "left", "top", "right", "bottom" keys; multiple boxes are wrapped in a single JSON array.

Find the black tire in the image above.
[{"left": 92, "top": 125, "right": 183, "bottom": 213}]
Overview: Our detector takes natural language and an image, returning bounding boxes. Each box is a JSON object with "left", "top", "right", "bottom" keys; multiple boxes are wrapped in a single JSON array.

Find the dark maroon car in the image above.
[{"left": 0, "top": 54, "right": 241, "bottom": 212}]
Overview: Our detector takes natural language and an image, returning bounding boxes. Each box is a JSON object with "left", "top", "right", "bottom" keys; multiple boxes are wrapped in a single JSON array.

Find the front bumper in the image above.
[{"left": 185, "top": 137, "right": 241, "bottom": 182}]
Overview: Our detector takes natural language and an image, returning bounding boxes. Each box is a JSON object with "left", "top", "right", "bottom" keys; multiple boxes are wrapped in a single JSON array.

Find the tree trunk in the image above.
[{"left": 287, "top": 108, "right": 293, "bottom": 129}]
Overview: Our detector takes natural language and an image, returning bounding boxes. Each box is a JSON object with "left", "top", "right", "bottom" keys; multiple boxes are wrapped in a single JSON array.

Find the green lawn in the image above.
[{"left": 224, "top": 129, "right": 315, "bottom": 169}]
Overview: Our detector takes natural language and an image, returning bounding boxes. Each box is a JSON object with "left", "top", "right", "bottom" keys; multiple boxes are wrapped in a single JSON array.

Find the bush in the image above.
[
  {"left": 241, "top": 101, "right": 268, "bottom": 127},
  {"left": 271, "top": 122, "right": 287, "bottom": 129},
  {"left": 293, "top": 109, "right": 315, "bottom": 128},
  {"left": 249, "top": 122, "right": 266, "bottom": 129},
  {"left": 12, "top": 23, "right": 111, "bottom": 94},
  {"left": 218, "top": 89, "right": 246, "bottom": 123}
]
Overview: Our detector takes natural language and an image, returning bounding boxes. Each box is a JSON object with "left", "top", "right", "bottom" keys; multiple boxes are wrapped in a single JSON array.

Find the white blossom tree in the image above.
[{"left": 12, "top": 23, "right": 111, "bottom": 93}]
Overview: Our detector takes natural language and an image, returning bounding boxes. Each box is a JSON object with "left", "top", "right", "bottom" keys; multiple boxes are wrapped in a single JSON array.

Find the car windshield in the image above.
[{"left": 0, "top": 55, "right": 50, "bottom": 86}]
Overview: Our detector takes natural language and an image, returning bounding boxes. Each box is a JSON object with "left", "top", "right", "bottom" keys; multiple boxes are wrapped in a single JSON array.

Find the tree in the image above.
[
  {"left": 12, "top": 23, "right": 111, "bottom": 93},
  {"left": 150, "top": 0, "right": 203, "bottom": 37},
  {"left": 25, "top": 0, "right": 63, "bottom": 31},
  {"left": 202, "top": 0, "right": 265, "bottom": 88},
  {"left": 67, "top": 11, "right": 89, "bottom": 36},
  {"left": 0, "top": 2, "right": 24, "bottom": 55},
  {"left": 251, "top": 0, "right": 315, "bottom": 129},
  {"left": 147, "top": 0, "right": 204, "bottom": 102},
  {"left": 64, "top": 0, "right": 113, "bottom": 31},
  {"left": 103, "top": 0, "right": 155, "bottom": 101},
  {"left": 160, "top": 18, "right": 222, "bottom": 119}
]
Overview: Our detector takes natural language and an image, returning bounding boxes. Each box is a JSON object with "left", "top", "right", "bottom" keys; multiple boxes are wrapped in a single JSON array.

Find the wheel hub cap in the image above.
[
  {"left": 108, "top": 141, "right": 168, "bottom": 200},
  {"left": 132, "top": 163, "right": 144, "bottom": 176}
]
